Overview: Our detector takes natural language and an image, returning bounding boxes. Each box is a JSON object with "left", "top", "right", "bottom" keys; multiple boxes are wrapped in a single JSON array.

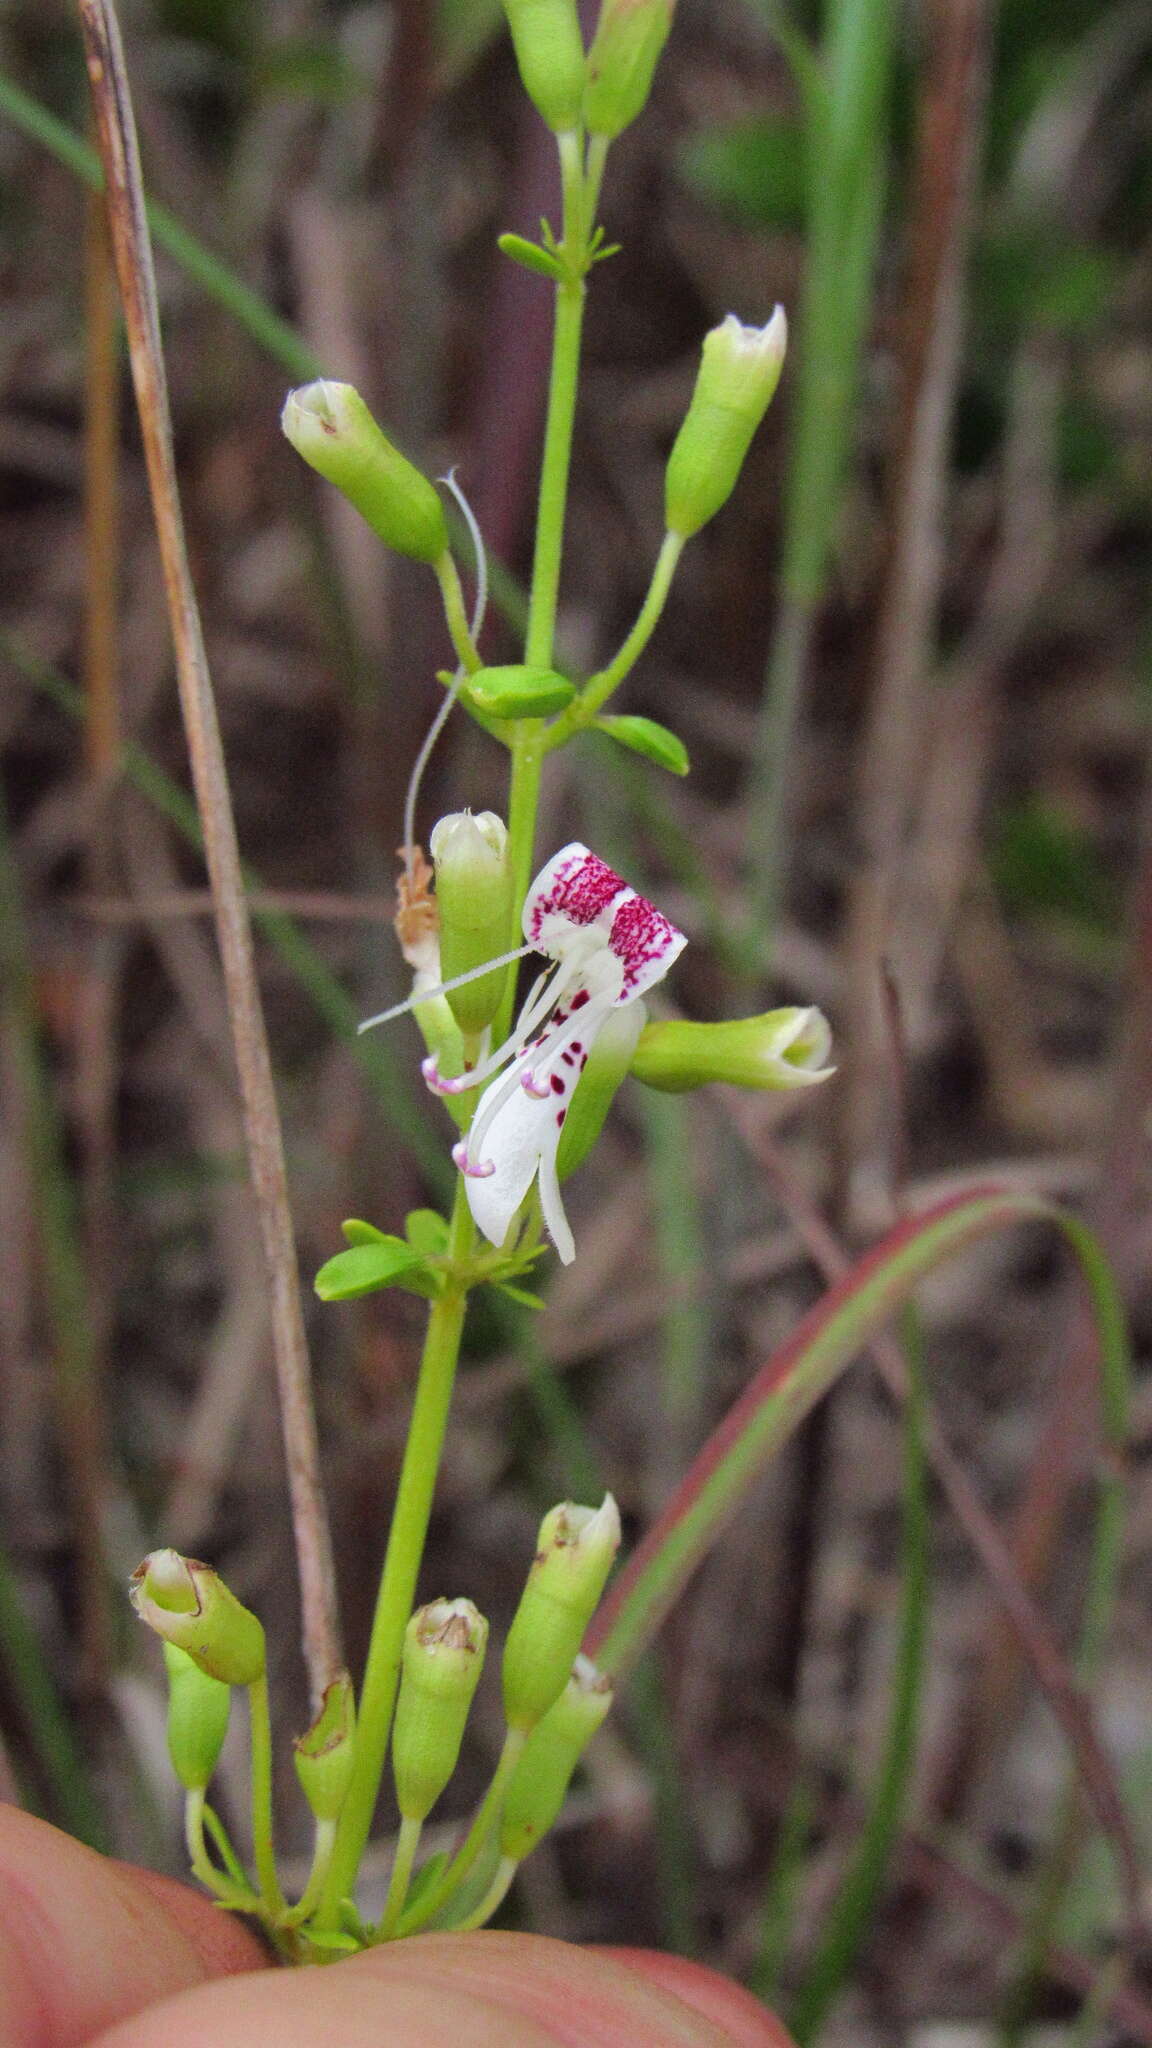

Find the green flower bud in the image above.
[
  {"left": 502, "top": 1496, "right": 620, "bottom": 1733},
  {"left": 163, "top": 1641, "right": 231, "bottom": 1793},
  {"left": 430, "top": 812, "right": 515, "bottom": 1038},
  {"left": 130, "top": 1549, "right": 265, "bottom": 1687},
  {"left": 294, "top": 1671, "right": 357, "bottom": 1823},
  {"left": 631, "top": 1006, "right": 833, "bottom": 1093},
  {"left": 500, "top": 1655, "right": 613, "bottom": 1862},
  {"left": 664, "top": 308, "right": 788, "bottom": 539},
  {"left": 584, "top": 0, "right": 674, "bottom": 139},
  {"left": 281, "top": 381, "right": 449, "bottom": 565},
  {"left": 556, "top": 999, "right": 646, "bottom": 1180},
  {"left": 501, "top": 0, "right": 586, "bottom": 133},
  {"left": 392, "top": 1599, "right": 489, "bottom": 1822}
]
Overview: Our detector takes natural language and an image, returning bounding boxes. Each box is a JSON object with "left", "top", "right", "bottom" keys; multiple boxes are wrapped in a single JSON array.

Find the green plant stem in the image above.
[
  {"left": 248, "top": 1672, "right": 285, "bottom": 1916},
  {"left": 398, "top": 1727, "right": 527, "bottom": 1934},
  {"left": 524, "top": 133, "right": 590, "bottom": 672},
  {"left": 435, "top": 553, "right": 483, "bottom": 674},
  {"left": 283, "top": 1819, "right": 337, "bottom": 1928},
  {"left": 555, "top": 530, "right": 685, "bottom": 740},
  {"left": 184, "top": 1789, "right": 256, "bottom": 1905},
  {"left": 203, "top": 1802, "right": 251, "bottom": 1888},
  {"left": 315, "top": 1183, "right": 476, "bottom": 1925},
  {"left": 447, "top": 1855, "right": 518, "bottom": 1933},
  {"left": 376, "top": 1815, "right": 423, "bottom": 1939}
]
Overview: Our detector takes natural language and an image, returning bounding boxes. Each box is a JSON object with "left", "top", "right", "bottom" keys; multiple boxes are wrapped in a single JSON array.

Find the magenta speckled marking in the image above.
[
  {"left": 528, "top": 850, "right": 625, "bottom": 938},
  {"left": 609, "top": 895, "right": 680, "bottom": 995}
]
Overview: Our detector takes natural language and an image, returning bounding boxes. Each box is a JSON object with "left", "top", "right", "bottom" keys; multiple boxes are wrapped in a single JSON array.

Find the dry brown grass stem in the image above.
[
  {"left": 840, "top": 0, "right": 993, "bottom": 1224},
  {"left": 76, "top": 0, "right": 342, "bottom": 1705},
  {"left": 69, "top": 179, "right": 124, "bottom": 1684}
]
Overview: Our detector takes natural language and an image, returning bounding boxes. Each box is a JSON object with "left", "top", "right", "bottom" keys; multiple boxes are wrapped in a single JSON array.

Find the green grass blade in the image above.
[
  {"left": 0, "top": 1541, "right": 108, "bottom": 1849},
  {"left": 0, "top": 70, "right": 323, "bottom": 384},
  {"left": 787, "top": 1304, "right": 930, "bottom": 2043},
  {"left": 586, "top": 1185, "right": 1127, "bottom": 1679}
]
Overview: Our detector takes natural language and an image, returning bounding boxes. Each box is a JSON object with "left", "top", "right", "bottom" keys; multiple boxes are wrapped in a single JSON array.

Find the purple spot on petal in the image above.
[
  {"left": 556, "top": 1110, "right": 566, "bottom": 1126},
  {"left": 527, "top": 849, "right": 625, "bottom": 939},
  {"left": 609, "top": 894, "right": 684, "bottom": 997},
  {"left": 571, "top": 990, "right": 590, "bottom": 1011},
  {"left": 550, "top": 1074, "right": 565, "bottom": 1094}
]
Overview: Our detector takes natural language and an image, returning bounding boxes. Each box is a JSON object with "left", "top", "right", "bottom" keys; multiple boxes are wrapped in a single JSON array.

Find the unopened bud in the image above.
[
  {"left": 556, "top": 1000, "right": 646, "bottom": 1180},
  {"left": 130, "top": 1550, "right": 265, "bottom": 1687},
  {"left": 392, "top": 1599, "right": 489, "bottom": 1822},
  {"left": 500, "top": 1655, "right": 613, "bottom": 1862},
  {"left": 584, "top": 0, "right": 674, "bottom": 139},
  {"left": 502, "top": 0, "right": 586, "bottom": 132},
  {"left": 430, "top": 812, "right": 514, "bottom": 1038},
  {"left": 281, "top": 381, "right": 448, "bottom": 564},
  {"left": 631, "top": 1006, "right": 833, "bottom": 1093},
  {"left": 294, "top": 1671, "right": 357, "bottom": 1823},
  {"left": 664, "top": 308, "right": 787, "bottom": 539},
  {"left": 163, "top": 1641, "right": 231, "bottom": 1792},
  {"left": 502, "top": 1496, "right": 620, "bottom": 1732}
]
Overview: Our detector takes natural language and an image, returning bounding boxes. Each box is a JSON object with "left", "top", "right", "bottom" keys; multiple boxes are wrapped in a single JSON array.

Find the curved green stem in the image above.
[
  {"left": 202, "top": 1801, "right": 251, "bottom": 1890},
  {"left": 398, "top": 1727, "right": 526, "bottom": 1935},
  {"left": 314, "top": 1183, "right": 476, "bottom": 1926},
  {"left": 435, "top": 553, "right": 483, "bottom": 674},
  {"left": 375, "top": 1814, "right": 423, "bottom": 1940},
  {"left": 282, "top": 1817, "right": 337, "bottom": 1927},
  {"left": 184, "top": 1789, "right": 244, "bottom": 1902},
  {"left": 446, "top": 1854, "right": 518, "bottom": 1933},
  {"left": 552, "top": 530, "right": 685, "bottom": 744},
  {"left": 248, "top": 1673, "right": 285, "bottom": 1916}
]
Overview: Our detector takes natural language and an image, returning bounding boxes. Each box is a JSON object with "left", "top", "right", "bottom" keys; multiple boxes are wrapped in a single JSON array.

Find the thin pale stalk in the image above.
[
  {"left": 76, "top": 0, "right": 341, "bottom": 1705},
  {"left": 376, "top": 1815, "right": 422, "bottom": 1939}
]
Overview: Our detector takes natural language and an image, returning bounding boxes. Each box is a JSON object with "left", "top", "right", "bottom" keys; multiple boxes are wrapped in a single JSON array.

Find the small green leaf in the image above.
[
  {"left": 497, "top": 232, "right": 563, "bottom": 281},
  {"left": 468, "top": 665, "right": 576, "bottom": 719},
  {"left": 496, "top": 1283, "right": 547, "bottom": 1310},
  {"left": 406, "top": 1208, "right": 450, "bottom": 1256},
  {"left": 315, "top": 1241, "right": 425, "bottom": 1301},
  {"left": 341, "top": 1217, "right": 390, "bottom": 1247},
  {"left": 304, "top": 1927, "right": 362, "bottom": 1954},
  {"left": 595, "top": 714, "right": 690, "bottom": 776}
]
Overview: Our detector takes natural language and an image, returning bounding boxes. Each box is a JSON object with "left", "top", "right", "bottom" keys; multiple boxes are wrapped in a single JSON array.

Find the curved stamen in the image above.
[
  {"left": 452, "top": 1140, "right": 495, "bottom": 1179},
  {"left": 360, "top": 943, "right": 536, "bottom": 1036},
  {"left": 462, "top": 994, "right": 611, "bottom": 1173}
]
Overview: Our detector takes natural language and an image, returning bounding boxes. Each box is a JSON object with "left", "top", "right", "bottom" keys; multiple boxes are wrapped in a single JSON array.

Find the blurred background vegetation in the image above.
[{"left": 2, "top": 0, "right": 1152, "bottom": 2039}]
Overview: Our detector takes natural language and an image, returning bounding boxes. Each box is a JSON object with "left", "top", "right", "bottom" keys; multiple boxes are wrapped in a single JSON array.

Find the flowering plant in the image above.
[{"left": 110, "top": 0, "right": 837, "bottom": 1957}]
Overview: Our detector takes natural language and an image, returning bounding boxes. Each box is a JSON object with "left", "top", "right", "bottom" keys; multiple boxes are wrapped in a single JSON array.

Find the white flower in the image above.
[{"left": 425, "top": 843, "right": 686, "bottom": 1263}]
